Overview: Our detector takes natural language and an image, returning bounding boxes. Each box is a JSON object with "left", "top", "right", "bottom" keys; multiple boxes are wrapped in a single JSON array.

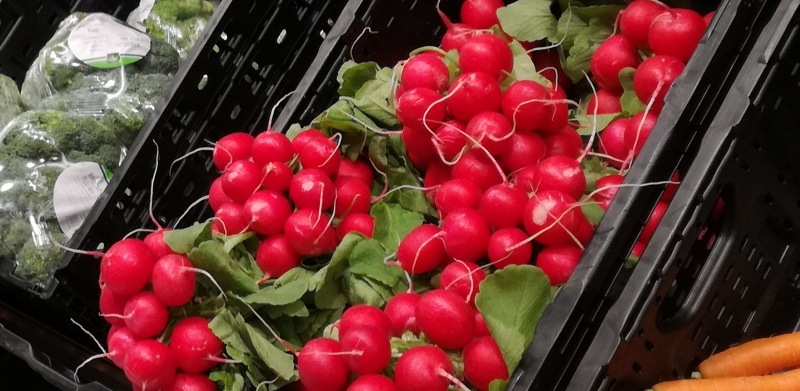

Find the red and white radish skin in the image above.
[
  {"left": 401, "top": 52, "right": 450, "bottom": 92},
  {"left": 648, "top": 9, "right": 707, "bottom": 62},
  {"left": 220, "top": 160, "right": 262, "bottom": 204},
  {"left": 212, "top": 132, "right": 254, "bottom": 171},
  {"left": 298, "top": 135, "right": 342, "bottom": 176},
  {"left": 439, "top": 261, "right": 486, "bottom": 305},
  {"left": 624, "top": 111, "right": 659, "bottom": 158},
  {"left": 261, "top": 161, "right": 293, "bottom": 193},
  {"left": 543, "top": 125, "right": 583, "bottom": 159},
  {"left": 458, "top": 33, "right": 514, "bottom": 81},
  {"left": 394, "top": 346, "right": 456, "bottom": 391},
  {"left": 291, "top": 129, "right": 327, "bottom": 153},
  {"left": 433, "top": 120, "right": 469, "bottom": 161},
  {"left": 529, "top": 156, "right": 587, "bottom": 200},
  {"left": 536, "top": 245, "right": 584, "bottom": 285},
  {"left": 446, "top": 72, "right": 503, "bottom": 122},
  {"left": 442, "top": 208, "right": 492, "bottom": 264},
  {"left": 284, "top": 209, "right": 339, "bottom": 257},
  {"left": 586, "top": 89, "right": 623, "bottom": 114},
  {"left": 244, "top": 190, "right": 292, "bottom": 236},
  {"left": 434, "top": 179, "right": 483, "bottom": 217},
  {"left": 106, "top": 326, "right": 138, "bottom": 368},
  {"left": 475, "top": 312, "right": 490, "bottom": 337},
  {"left": 501, "top": 80, "right": 550, "bottom": 133},
  {"left": 466, "top": 111, "right": 514, "bottom": 157},
  {"left": 599, "top": 118, "right": 632, "bottom": 168},
  {"left": 256, "top": 235, "right": 301, "bottom": 280},
  {"left": 337, "top": 213, "right": 375, "bottom": 238},
  {"left": 589, "top": 35, "right": 640, "bottom": 90},
  {"left": 397, "top": 224, "right": 447, "bottom": 275},
  {"left": 123, "top": 292, "right": 169, "bottom": 339},
  {"left": 297, "top": 338, "right": 349, "bottom": 391},
  {"left": 100, "top": 287, "right": 130, "bottom": 327},
  {"left": 592, "top": 174, "right": 625, "bottom": 210},
  {"left": 451, "top": 150, "right": 505, "bottom": 192},
  {"left": 619, "top": 0, "right": 670, "bottom": 47},
  {"left": 337, "top": 158, "right": 374, "bottom": 186},
  {"left": 499, "top": 132, "right": 546, "bottom": 173},
  {"left": 415, "top": 289, "right": 476, "bottom": 349},
  {"left": 487, "top": 227, "right": 534, "bottom": 269},
  {"left": 333, "top": 177, "right": 371, "bottom": 218},
  {"left": 340, "top": 325, "right": 392, "bottom": 375},
  {"left": 634, "top": 55, "right": 685, "bottom": 112},
  {"left": 347, "top": 374, "right": 397, "bottom": 391},
  {"left": 479, "top": 184, "right": 528, "bottom": 229},
  {"left": 423, "top": 160, "right": 453, "bottom": 202},
  {"left": 170, "top": 317, "right": 224, "bottom": 374},
  {"left": 211, "top": 202, "right": 249, "bottom": 236},
  {"left": 289, "top": 169, "right": 336, "bottom": 211},
  {"left": 522, "top": 190, "right": 592, "bottom": 247},
  {"left": 165, "top": 373, "right": 217, "bottom": 391},
  {"left": 383, "top": 292, "right": 422, "bottom": 337},
  {"left": 100, "top": 239, "right": 156, "bottom": 297},
  {"left": 151, "top": 254, "right": 196, "bottom": 307},
  {"left": 396, "top": 87, "right": 447, "bottom": 131},
  {"left": 251, "top": 131, "right": 295, "bottom": 167},
  {"left": 123, "top": 340, "right": 177, "bottom": 391},
  {"left": 460, "top": 0, "right": 504, "bottom": 29},
  {"left": 639, "top": 201, "right": 668, "bottom": 245},
  {"left": 144, "top": 229, "right": 174, "bottom": 261},
  {"left": 339, "top": 304, "right": 394, "bottom": 339},
  {"left": 541, "top": 87, "right": 570, "bottom": 134},
  {"left": 463, "top": 336, "right": 509, "bottom": 391},
  {"left": 208, "top": 177, "right": 235, "bottom": 212},
  {"left": 403, "top": 125, "right": 439, "bottom": 169}
]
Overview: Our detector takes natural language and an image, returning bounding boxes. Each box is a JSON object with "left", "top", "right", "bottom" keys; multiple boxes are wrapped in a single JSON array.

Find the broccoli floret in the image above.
[
  {"left": 0, "top": 112, "right": 65, "bottom": 161},
  {"left": 126, "top": 73, "right": 172, "bottom": 102},
  {"left": 14, "top": 235, "right": 66, "bottom": 286},
  {"left": 132, "top": 39, "right": 180, "bottom": 75},
  {"left": 67, "top": 145, "right": 123, "bottom": 169},
  {"left": 0, "top": 217, "right": 31, "bottom": 260},
  {"left": 144, "top": 0, "right": 215, "bottom": 59},
  {"left": 0, "top": 74, "right": 23, "bottom": 109},
  {"left": 151, "top": 0, "right": 215, "bottom": 22}
]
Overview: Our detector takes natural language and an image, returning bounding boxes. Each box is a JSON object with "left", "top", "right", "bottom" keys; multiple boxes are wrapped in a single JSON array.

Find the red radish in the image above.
[
  {"left": 284, "top": 209, "right": 339, "bottom": 257},
  {"left": 347, "top": 374, "right": 396, "bottom": 391},
  {"left": 452, "top": 150, "right": 505, "bottom": 192},
  {"left": 711, "top": 198, "right": 725, "bottom": 221},
  {"left": 639, "top": 201, "right": 668, "bottom": 245},
  {"left": 703, "top": 11, "right": 716, "bottom": 26},
  {"left": 530, "top": 156, "right": 587, "bottom": 200},
  {"left": 662, "top": 171, "right": 680, "bottom": 201},
  {"left": 383, "top": 292, "right": 422, "bottom": 337},
  {"left": 256, "top": 235, "right": 300, "bottom": 280},
  {"left": 403, "top": 125, "right": 438, "bottom": 169},
  {"left": 395, "top": 346, "right": 456, "bottom": 391},
  {"left": 298, "top": 338, "right": 349, "bottom": 391},
  {"left": 123, "top": 292, "right": 169, "bottom": 339},
  {"left": 531, "top": 48, "right": 572, "bottom": 89},
  {"left": 487, "top": 227, "right": 534, "bottom": 269},
  {"left": 434, "top": 179, "right": 482, "bottom": 217},
  {"left": 244, "top": 190, "right": 292, "bottom": 236},
  {"left": 543, "top": 126, "right": 583, "bottom": 159},
  {"left": 460, "top": 0, "right": 503, "bottom": 29},
  {"left": 144, "top": 229, "right": 173, "bottom": 260},
  {"left": 211, "top": 202, "right": 249, "bottom": 236},
  {"left": 289, "top": 169, "right": 335, "bottom": 211},
  {"left": 212, "top": 132, "right": 254, "bottom": 171},
  {"left": 439, "top": 261, "right": 486, "bottom": 305},
  {"left": 123, "top": 340, "right": 177, "bottom": 390},
  {"left": 100, "top": 287, "right": 130, "bottom": 326},
  {"left": 466, "top": 111, "right": 513, "bottom": 156},
  {"left": 513, "top": 166, "right": 539, "bottom": 194},
  {"left": 208, "top": 177, "right": 235, "bottom": 212},
  {"left": 298, "top": 135, "right": 341, "bottom": 176},
  {"left": 522, "top": 190, "right": 590, "bottom": 247},
  {"left": 442, "top": 208, "right": 492, "bottom": 263},
  {"left": 593, "top": 174, "right": 625, "bottom": 210},
  {"left": 542, "top": 87, "right": 570, "bottom": 134},
  {"left": 441, "top": 23, "right": 481, "bottom": 51},
  {"left": 333, "top": 177, "right": 371, "bottom": 217},
  {"left": 586, "top": 89, "right": 623, "bottom": 114},
  {"left": 252, "top": 131, "right": 295, "bottom": 167},
  {"left": 589, "top": 35, "right": 640, "bottom": 90},
  {"left": 337, "top": 213, "right": 375, "bottom": 238},
  {"left": 501, "top": 80, "right": 550, "bottom": 133},
  {"left": 151, "top": 254, "right": 195, "bottom": 307},
  {"left": 458, "top": 33, "right": 514, "bottom": 81},
  {"left": 401, "top": 52, "right": 450, "bottom": 92},
  {"left": 500, "top": 132, "right": 546, "bottom": 172},
  {"left": 475, "top": 313, "right": 490, "bottom": 337},
  {"left": 337, "top": 158, "right": 374, "bottom": 186},
  {"left": 536, "top": 245, "right": 583, "bottom": 285},
  {"left": 423, "top": 161, "right": 453, "bottom": 202},
  {"left": 649, "top": 9, "right": 707, "bottom": 62},
  {"left": 415, "top": 289, "right": 476, "bottom": 349},
  {"left": 446, "top": 72, "right": 503, "bottom": 122},
  {"left": 165, "top": 373, "right": 217, "bottom": 391},
  {"left": 107, "top": 326, "right": 138, "bottom": 368},
  {"left": 433, "top": 120, "right": 468, "bottom": 161},
  {"left": 619, "top": 0, "right": 670, "bottom": 47},
  {"left": 624, "top": 111, "right": 659, "bottom": 158},
  {"left": 634, "top": 55, "right": 685, "bottom": 111},
  {"left": 397, "top": 224, "right": 446, "bottom": 275},
  {"left": 261, "top": 161, "right": 293, "bottom": 192},
  {"left": 599, "top": 118, "right": 632, "bottom": 168},
  {"left": 100, "top": 239, "right": 156, "bottom": 296},
  {"left": 170, "top": 317, "right": 224, "bottom": 373},
  {"left": 220, "top": 160, "right": 262, "bottom": 204},
  {"left": 631, "top": 240, "right": 646, "bottom": 259},
  {"left": 463, "top": 336, "right": 509, "bottom": 391},
  {"left": 479, "top": 184, "right": 528, "bottom": 229},
  {"left": 396, "top": 87, "right": 447, "bottom": 132},
  {"left": 340, "top": 326, "right": 391, "bottom": 375},
  {"left": 339, "top": 304, "right": 394, "bottom": 339},
  {"left": 292, "top": 129, "right": 327, "bottom": 153}
]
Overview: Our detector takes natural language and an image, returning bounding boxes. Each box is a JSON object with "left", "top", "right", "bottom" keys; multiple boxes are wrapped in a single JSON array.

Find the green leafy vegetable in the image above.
[
  {"left": 188, "top": 241, "right": 259, "bottom": 295},
  {"left": 370, "top": 202, "right": 424, "bottom": 252},
  {"left": 498, "top": 0, "right": 558, "bottom": 43}
]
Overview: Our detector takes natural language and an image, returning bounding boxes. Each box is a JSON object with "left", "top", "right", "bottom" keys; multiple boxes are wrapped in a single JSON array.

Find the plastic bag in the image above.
[
  {"left": 0, "top": 75, "right": 24, "bottom": 129},
  {"left": 129, "top": 0, "right": 217, "bottom": 60}
]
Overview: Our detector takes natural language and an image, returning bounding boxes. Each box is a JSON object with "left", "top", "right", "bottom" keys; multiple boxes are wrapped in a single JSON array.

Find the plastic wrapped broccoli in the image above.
[
  {"left": 0, "top": 75, "right": 24, "bottom": 129},
  {"left": 129, "top": 0, "right": 217, "bottom": 60}
]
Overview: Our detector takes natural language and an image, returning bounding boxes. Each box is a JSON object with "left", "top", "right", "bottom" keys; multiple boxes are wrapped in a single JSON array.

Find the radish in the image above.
[
  {"left": 340, "top": 326, "right": 391, "bottom": 375},
  {"left": 100, "top": 287, "right": 130, "bottom": 326},
  {"left": 256, "top": 235, "right": 300, "bottom": 280},
  {"left": 619, "top": 0, "right": 670, "bottom": 47},
  {"left": 423, "top": 160, "right": 453, "bottom": 202},
  {"left": 624, "top": 111, "right": 659, "bottom": 158},
  {"left": 252, "top": 131, "right": 295, "bottom": 167},
  {"left": 401, "top": 52, "right": 450, "bottom": 92},
  {"left": 244, "top": 190, "right": 292, "bottom": 236},
  {"left": 151, "top": 254, "right": 195, "bottom": 307},
  {"left": 415, "top": 289, "right": 475, "bottom": 349},
  {"left": 479, "top": 184, "right": 528, "bottom": 229},
  {"left": 586, "top": 89, "right": 623, "bottom": 114},
  {"left": 170, "top": 317, "right": 224, "bottom": 373},
  {"left": 383, "top": 292, "right": 421, "bottom": 337},
  {"left": 592, "top": 174, "right": 625, "bottom": 210},
  {"left": 439, "top": 261, "right": 486, "bottom": 305},
  {"left": 298, "top": 338, "right": 349, "bottom": 391},
  {"left": 513, "top": 166, "right": 539, "bottom": 194},
  {"left": 536, "top": 245, "right": 583, "bottom": 285},
  {"left": 403, "top": 125, "right": 438, "bottom": 169},
  {"left": 442, "top": 208, "right": 492, "bottom": 264},
  {"left": 487, "top": 227, "right": 533, "bottom": 269},
  {"left": 530, "top": 156, "right": 587, "bottom": 200},
  {"left": 289, "top": 169, "right": 336, "bottom": 211},
  {"left": 542, "top": 86, "right": 570, "bottom": 134},
  {"left": 458, "top": 33, "right": 514, "bottom": 81},
  {"left": 212, "top": 132, "right": 254, "bottom": 171},
  {"left": 107, "top": 326, "right": 138, "bottom": 368},
  {"left": 220, "top": 159, "right": 262, "bottom": 204},
  {"left": 639, "top": 201, "right": 668, "bottom": 245},
  {"left": 337, "top": 158, "right": 374, "bottom": 186},
  {"left": 460, "top": 0, "right": 503, "bottom": 29},
  {"left": 543, "top": 125, "right": 584, "bottom": 159},
  {"left": 394, "top": 346, "right": 458, "bottom": 391},
  {"left": 339, "top": 304, "right": 394, "bottom": 339},
  {"left": 165, "top": 373, "right": 217, "bottom": 391},
  {"left": 599, "top": 118, "right": 632, "bottom": 168},
  {"left": 703, "top": 11, "right": 716, "bottom": 26},
  {"left": 396, "top": 87, "right": 447, "bottom": 132},
  {"left": 522, "top": 190, "right": 591, "bottom": 247},
  {"left": 501, "top": 80, "right": 549, "bottom": 133},
  {"left": 452, "top": 149, "right": 505, "bottom": 191},
  {"left": 100, "top": 239, "right": 156, "bottom": 296},
  {"left": 123, "top": 292, "right": 169, "bottom": 339},
  {"left": 397, "top": 224, "right": 447, "bottom": 275},
  {"left": 531, "top": 48, "right": 572, "bottom": 89},
  {"left": 446, "top": 72, "right": 503, "bottom": 122},
  {"left": 634, "top": 55, "right": 685, "bottom": 111},
  {"left": 123, "top": 340, "right": 177, "bottom": 391},
  {"left": 337, "top": 213, "right": 375, "bottom": 238},
  {"left": 292, "top": 129, "right": 327, "bottom": 153},
  {"left": 347, "top": 374, "right": 396, "bottom": 391},
  {"left": 211, "top": 202, "right": 249, "bottom": 236},
  {"left": 333, "top": 177, "right": 371, "bottom": 217},
  {"left": 463, "top": 336, "right": 509, "bottom": 391},
  {"left": 475, "top": 312, "right": 490, "bottom": 337},
  {"left": 209, "top": 177, "right": 235, "bottom": 212},
  {"left": 499, "top": 132, "right": 546, "bottom": 172},
  {"left": 465, "top": 111, "right": 513, "bottom": 157},
  {"left": 648, "top": 9, "right": 706, "bottom": 62},
  {"left": 434, "top": 179, "right": 482, "bottom": 217},
  {"left": 298, "top": 135, "right": 342, "bottom": 176},
  {"left": 438, "top": 5, "right": 481, "bottom": 52},
  {"left": 262, "top": 161, "right": 293, "bottom": 193},
  {"left": 589, "top": 35, "right": 640, "bottom": 90},
  {"left": 284, "top": 209, "right": 339, "bottom": 257},
  {"left": 631, "top": 240, "right": 646, "bottom": 259},
  {"left": 144, "top": 229, "right": 174, "bottom": 260},
  {"left": 433, "top": 120, "right": 468, "bottom": 162},
  {"left": 662, "top": 171, "right": 680, "bottom": 201}
]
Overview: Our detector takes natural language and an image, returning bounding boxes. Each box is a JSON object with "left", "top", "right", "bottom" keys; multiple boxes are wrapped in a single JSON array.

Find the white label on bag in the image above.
[
  {"left": 128, "top": 0, "right": 157, "bottom": 32},
  {"left": 67, "top": 14, "right": 151, "bottom": 69},
  {"left": 53, "top": 162, "right": 109, "bottom": 238}
]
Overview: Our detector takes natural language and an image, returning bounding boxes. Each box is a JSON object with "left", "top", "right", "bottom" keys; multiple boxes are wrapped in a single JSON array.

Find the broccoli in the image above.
[
  {"left": 0, "top": 74, "right": 24, "bottom": 129},
  {"left": 14, "top": 234, "right": 67, "bottom": 285},
  {"left": 0, "top": 217, "right": 31, "bottom": 261},
  {"left": 144, "top": 0, "right": 215, "bottom": 59}
]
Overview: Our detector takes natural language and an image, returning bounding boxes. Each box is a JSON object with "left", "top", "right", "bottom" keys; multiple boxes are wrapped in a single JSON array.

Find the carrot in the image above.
[
  {"left": 698, "top": 331, "right": 800, "bottom": 378},
  {"left": 653, "top": 367, "right": 800, "bottom": 391}
]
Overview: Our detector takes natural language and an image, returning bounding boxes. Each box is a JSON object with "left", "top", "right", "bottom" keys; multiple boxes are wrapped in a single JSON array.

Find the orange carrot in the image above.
[
  {"left": 653, "top": 367, "right": 800, "bottom": 391},
  {"left": 698, "top": 331, "right": 800, "bottom": 378}
]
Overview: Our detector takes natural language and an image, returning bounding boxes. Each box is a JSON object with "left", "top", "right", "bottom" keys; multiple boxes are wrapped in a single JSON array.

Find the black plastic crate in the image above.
[
  {"left": 563, "top": 0, "right": 800, "bottom": 389},
  {"left": 505, "top": 0, "right": 782, "bottom": 389}
]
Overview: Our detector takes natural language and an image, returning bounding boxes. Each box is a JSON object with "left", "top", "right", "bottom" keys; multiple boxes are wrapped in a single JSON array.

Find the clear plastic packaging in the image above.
[
  {"left": 129, "top": 0, "right": 218, "bottom": 61},
  {"left": 0, "top": 75, "right": 24, "bottom": 130}
]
